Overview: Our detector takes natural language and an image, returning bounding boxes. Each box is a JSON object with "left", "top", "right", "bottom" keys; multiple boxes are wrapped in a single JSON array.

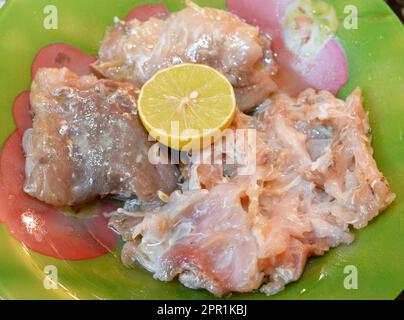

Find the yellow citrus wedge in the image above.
[{"left": 138, "top": 63, "right": 236, "bottom": 151}]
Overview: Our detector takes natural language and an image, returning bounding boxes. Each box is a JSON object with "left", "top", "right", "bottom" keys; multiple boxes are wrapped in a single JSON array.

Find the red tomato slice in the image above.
[
  {"left": 0, "top": 132, "right": 117, "bottom": 260},
  {"left": 125, "top": 3, "right": 169, "bottom": 22},
  {"left": 228, "top": 0, "right": 348, "bottom": 95},
  {"left": 31, "top": 43, "right": 96, "bottom": 79},
  {"left": 0, "top": 179, "right": 10, "bottom": 224},
  {"left": 12, "top": 91, "right": 32, "bottom": 134}
]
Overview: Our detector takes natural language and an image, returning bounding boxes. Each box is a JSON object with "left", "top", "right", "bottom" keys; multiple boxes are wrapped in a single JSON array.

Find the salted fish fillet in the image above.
[
  {"left": 92, "top": 1, "right": 278, "bottom": 112},
  {"left": 110, "top": 88, "right": 395, "bottom": 296},
  {"left": 24, "top": 67, "right": 179, "bottom": 207}
]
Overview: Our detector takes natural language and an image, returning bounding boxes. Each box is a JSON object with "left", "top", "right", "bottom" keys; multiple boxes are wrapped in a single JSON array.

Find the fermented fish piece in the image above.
[
  {"left": 92, "top": 1, "right": 277, "bottom": 111},
  {"left": 110, "top": 88, "right": 395, "bottom": 296},
  {"left": 24, "top": 68, "right": 179, "bottom": 207}
]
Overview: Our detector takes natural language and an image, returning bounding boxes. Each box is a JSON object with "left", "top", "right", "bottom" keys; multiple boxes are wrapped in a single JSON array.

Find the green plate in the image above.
[{"left": 0, "top": 0, "right": 403, "bottom": 300}]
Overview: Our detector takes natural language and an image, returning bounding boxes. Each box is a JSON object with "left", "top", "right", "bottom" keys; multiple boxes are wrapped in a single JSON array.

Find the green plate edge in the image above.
[{"left": 0, "top": 0, "right": 403, "bottom": 300}]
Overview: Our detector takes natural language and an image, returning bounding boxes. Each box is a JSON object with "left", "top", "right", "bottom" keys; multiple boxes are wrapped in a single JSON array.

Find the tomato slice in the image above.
[
  {"left": 1, "top": 43, "right": 117, "bottom": 260},
  {"left": 12, "top": 91, "right": 32, "bottom": 134},
  {"left": 31, "top": 43, "right": 96, "bottom": 79},
  {"left": 125, "top": 3, "right": 169, "bottom": 22},
  {"left": 0, "top": 132, "right": 117, "bottom": 260}
]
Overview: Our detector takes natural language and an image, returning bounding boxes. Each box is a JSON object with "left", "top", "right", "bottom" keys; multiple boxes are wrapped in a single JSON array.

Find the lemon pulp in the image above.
[{"left": 138, "top": 63, "right": 236, "bottom": 151}]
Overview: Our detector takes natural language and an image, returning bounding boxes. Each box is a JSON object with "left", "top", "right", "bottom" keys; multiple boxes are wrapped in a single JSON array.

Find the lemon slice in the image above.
[{"left": 138, "top": 63, "right": 236, "bottom": 151}]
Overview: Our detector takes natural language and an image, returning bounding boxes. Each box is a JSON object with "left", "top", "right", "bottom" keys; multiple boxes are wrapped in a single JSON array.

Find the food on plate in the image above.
[
  {"left": 0, "top": 0, "right": 396, "bottom": 297},
  {"left": 138, "top": 64, "right": 236, "bottom": 150},
  {"left": 92, "top": 0, "right": 278, "bottom": 112},
  {"left": 110, "top": 89, "right": 395, "bottom": 296},
  {"left": 24, "top": 68, "right": 179, "bottom": 207},
  {"left": 0, "top": 131, "right": 117, "bottom": 260},
  {"left": 228, "top": 0, "right": 348, "bottom": 95},
  {"left": 31, "top": 43, "right": 97, "bottom": 79},
  {"left": 125, "top": 3, "right": 169, "bottom": 22},
  {"left": 12, "top": 91, "right": 32, "bottom": 134}
]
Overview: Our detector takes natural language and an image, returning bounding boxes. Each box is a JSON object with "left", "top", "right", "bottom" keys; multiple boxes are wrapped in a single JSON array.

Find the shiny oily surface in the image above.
[{"left": 0, "top": 0, "right": 403, "bottom": 299}]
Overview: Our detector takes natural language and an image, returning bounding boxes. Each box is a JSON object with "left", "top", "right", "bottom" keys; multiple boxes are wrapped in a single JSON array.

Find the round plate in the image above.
[{"left": 0, "top": 0, "right": 403, "bottom": 300}]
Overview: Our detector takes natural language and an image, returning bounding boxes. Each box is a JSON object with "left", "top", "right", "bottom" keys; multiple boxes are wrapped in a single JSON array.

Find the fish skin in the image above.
[
  {"left": 92, "top": 1, "right": 278, "bottom": 112},
  {"left": 111, "top": 88, "right": 395, "bottom": 296},
  {"left": 24, "top": 67, "right": 179, "bottom": 207}
]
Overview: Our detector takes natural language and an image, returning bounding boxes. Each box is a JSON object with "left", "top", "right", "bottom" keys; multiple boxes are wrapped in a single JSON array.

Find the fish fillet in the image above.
[
  {"left": 24, "top": 67, "right": 179, "bottom": 207},
  {"left": 92, "top": 1, "right": 278, "bottom": 112},
  {"left": 110, "top": 88, "right": 395, "bottom": 296}
]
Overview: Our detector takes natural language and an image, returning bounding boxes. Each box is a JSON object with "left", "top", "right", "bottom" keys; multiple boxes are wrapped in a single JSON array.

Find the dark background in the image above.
[
  {"left": 387, "top": 0, "right": 403, "bottom": 303},
  {"left": 387, "top": 0, "right": 404, "bottom": 22}
]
